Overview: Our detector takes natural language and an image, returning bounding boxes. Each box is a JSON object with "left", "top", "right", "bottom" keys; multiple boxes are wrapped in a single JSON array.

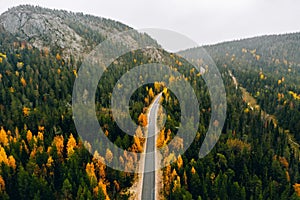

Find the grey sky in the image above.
[{"left": 1, "top": 0, "right": 300, "bottom": 47}]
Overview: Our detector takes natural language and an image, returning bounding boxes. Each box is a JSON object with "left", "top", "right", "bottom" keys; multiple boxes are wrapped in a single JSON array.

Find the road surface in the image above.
[{"left": 141, "top": 94, "right": 162, "bottom": 200}]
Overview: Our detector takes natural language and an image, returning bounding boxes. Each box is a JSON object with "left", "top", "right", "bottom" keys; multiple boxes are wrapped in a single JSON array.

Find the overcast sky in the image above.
[{"left": 0, "top": 0, "right": 300, "bottom": 47}]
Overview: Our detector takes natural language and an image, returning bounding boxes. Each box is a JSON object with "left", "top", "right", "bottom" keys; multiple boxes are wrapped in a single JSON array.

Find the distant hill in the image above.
[{"left": 183, "top": 32, "right": 300, "bottom": 75}]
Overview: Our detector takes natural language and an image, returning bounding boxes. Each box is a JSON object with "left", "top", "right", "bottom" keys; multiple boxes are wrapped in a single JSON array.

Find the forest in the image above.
[{"left": 1, "top": 5, "right": 300, "bottom": 200}]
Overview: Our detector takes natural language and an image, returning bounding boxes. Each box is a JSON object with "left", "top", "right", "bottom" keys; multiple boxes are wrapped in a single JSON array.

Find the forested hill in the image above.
[
  {"left": 1, "top": 4, "right": 300, "bottom": 200},
  {"left": 206, "top": 32, "right": 300, "bottom": 66},
  {"left": 0, "top": 5, "right": 157, "bottom": 58},
  {"left": 184, "top": 31, "right": 300, "bottom": 143}
]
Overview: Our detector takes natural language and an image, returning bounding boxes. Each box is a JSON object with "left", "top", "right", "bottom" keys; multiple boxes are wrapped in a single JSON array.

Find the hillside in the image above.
[
  {"left": 0, "top": 5, "right": 300, "bottom": 200},
  {"left": 0, "top": 5, "right": 157, "bottom": 58}
]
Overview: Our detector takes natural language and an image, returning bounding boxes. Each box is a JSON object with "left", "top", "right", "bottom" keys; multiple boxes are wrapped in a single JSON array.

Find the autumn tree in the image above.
[
  {"left": 67, "top": 134, "right": 76, "bottom": 157},
  {"left": 138, "top": 113, "right": 147, "bottom": 127}
]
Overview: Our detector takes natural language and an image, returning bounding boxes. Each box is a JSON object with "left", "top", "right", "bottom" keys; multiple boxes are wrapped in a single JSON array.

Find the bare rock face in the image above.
[
  {"left": 0, "top": 5, "right": 160, "bottom": 60},
  {"left": 0, "top": 5, "right": 135, "bottom": 57},
  {"left": 0, "top": 5, "right": 86, "bottom": 56}
]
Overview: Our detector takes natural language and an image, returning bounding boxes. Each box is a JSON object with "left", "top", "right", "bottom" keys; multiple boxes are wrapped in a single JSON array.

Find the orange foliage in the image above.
[
  {"left": 86, "top": 162, "right": 97, "bottom": 183},
  {"left": 286, "top": 171, "right": 290, "bottom": 182},
  {"left": 0, "top": 175, "right": 5, "bottom": 191},
  {"left": 138, "top": 113, "right": 147, "bottom": 127},
  {"left": 132, "top": 127, "right": 144, "bottom": 153},
  {"left": 8, "top": 155, "right": 16, "bottom": 170},
  {"left": 67, "top": 134, "right": 76, "bottom": 157},
  {"left": 191, "top": 166, "right": 196, "bottom": 174},
  {"left": 26, "top": 130, "right": 33, "bottom": 142},
  {"left": 22, "top": 107, "right": 30, "bottom": 117},
  {"left": 148, "top": 88, "right": 154, "bottom": 99},
  {"left": 46, "top": 156, "right": 54, "bottom": 168},
  {"left": 20, "top": 77, "right": 26, "bottom": 87},
  {"left": 56, "top": 53, "right": 61, "bottom": 61},
  {"left": 53, "top": 135, "right": 64, "bottom": 156},
  {"left": 294, "top": 183, "right": 300, "bottom": 196},
  {"left": 114, "top": 180, "right": 120, "bottom": 192},
  {"left": 172, "top": 176, "right": 181, "bottom": 192},
  {"left": 0, "top": 146, "right": 8, "bottom": 165},
  {"left": 156, "top": 128, "right": 165, "bottom": 148},
  {"left": 279, "top": 156, "right": 289, "bottom": 169},
  {"left": 98, "top": 180, "right": 110, "bottom": 200},
  {"left": 177, "top": 155, "right": 183, "bottom": 169},
  {"left": 164, "top": 165, "right": 172, "bottom": 195}
]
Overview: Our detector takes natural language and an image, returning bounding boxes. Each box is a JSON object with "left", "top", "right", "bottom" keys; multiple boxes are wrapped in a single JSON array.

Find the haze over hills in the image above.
[{"left": 1, "top": 5, "right": 300, "bottom": 200}]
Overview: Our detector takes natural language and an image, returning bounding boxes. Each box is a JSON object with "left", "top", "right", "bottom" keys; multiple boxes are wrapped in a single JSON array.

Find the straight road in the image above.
[{"left": 141, "top": 94, "right": 162, "bottom": 200}]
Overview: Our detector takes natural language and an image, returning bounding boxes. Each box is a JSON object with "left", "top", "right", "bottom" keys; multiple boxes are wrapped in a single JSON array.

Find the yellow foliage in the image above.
[
  {"left": 154, "top": 82, "right": 162, "bottom": 92},
  {"left": 105, "top": 149, "right": 113, "bottom": 164},
  {"left": 8, "top": 155, "right": 16, "bottom": 170},
  {"left": 177, "top": 155, "right": 183, "bottom": 169},
  {"left": 56, "top": 53, "right": 61, "bottom": 60},
  {"left": 73, "top": 69, "right": 78, "bottom": 78},
  {"left": 9, "top": 87, "right": 14, "bottom": 93},
  {"left": 0, "top": 127, "right": 8, "bottom": 146},
  {"left": 67, "top": 134, "right": 76, "bottom": 157},
  {"left": 53, "top": 135, "right": 64, "bottom": 156},
  {"left": 38, "top": 126, "right": 45, "bottom": 132},
  {"left": 46, "top": 156, "right": 54, "bottom": 168},
  {"left": 289, "top": 91, "right": 300, "bottom": 100},
  {"left": 17, "top": 62, "right": 24, "bottom": 69},
  {"left": 0, "top": 58, "right": 2, "bottom": 63},
  {"left": 138, "top": 113, "right": 147, "bottom": 127},
  {"left": 191, "top": 166, "right": 196, "bottom": 174},
  {"left": 0, "top": 53, "right": 6, "bottom": 59},
  {"left": 148, "top": 88, "right": 154, "bottom": 99},
  {"left": 171, "top": 169, "right": 178, "bottom": 181},
  {"left": 144, "top": 97, "right": 149, "bottom": 105},
  {"left": 172, "top": 176, "right": 181, "bottom": 192},
  {"left": 156, "top": 128, "right": 165, "bottom": 148},
  {"left": 227, "top": 138, "right": 251, "bottom": 151},
  {"left": 286, "top": 171, "right": 290, "bottom": 182},
  {"left": 26, "top": 130, "right": 33, "bottom": 142},
  {"left": 98, "top": 180, "right": 110, "bottom": 200},
  {"left": 0, "top": 146, "right": 8, "bottom": 166},
  {"left": 37, "top": 131, "right": 43, "bottom": 141},
  {"left": 86, "top": 162, "right": 97, "bottom": 183},
  {"left": 132, "top": 126, "right": 144, "bottom": 153}
]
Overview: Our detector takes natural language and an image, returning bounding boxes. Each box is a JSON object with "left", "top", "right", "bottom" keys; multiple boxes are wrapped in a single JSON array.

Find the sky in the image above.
[{"left": 0, "top": 0, "right": 300, "bottom": 47}]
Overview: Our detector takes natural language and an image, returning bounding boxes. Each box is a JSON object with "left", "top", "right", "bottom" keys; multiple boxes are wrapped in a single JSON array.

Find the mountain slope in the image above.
[{"left": 0, "top": 5, "right": 157, "bottom": 58}]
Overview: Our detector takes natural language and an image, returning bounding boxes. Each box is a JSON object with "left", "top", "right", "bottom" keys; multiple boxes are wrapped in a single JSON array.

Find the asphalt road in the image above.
[{"left": 141, "top": 94, "right": 162, "bottom": 200}]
